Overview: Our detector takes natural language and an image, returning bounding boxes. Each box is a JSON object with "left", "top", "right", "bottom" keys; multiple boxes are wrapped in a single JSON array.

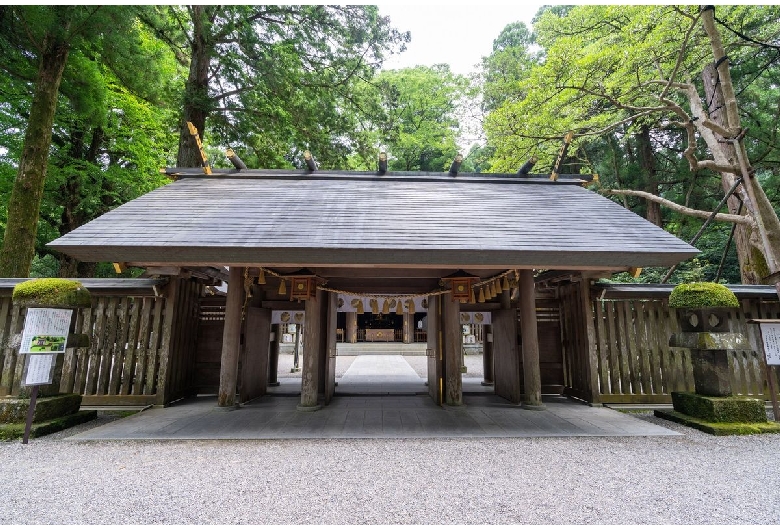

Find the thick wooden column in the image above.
[
  {"left": 324, "top": 292, "right": 338, "bottom": 404},
  {"left": 298, "top": 295, "right": 323, "bottom": 411},
  {"left": 442, "top": 291, "right": 463, "bottom": 405},
  {"left": 579, "top": 279, "right": 601, "bottom": 404},
  {"left": 519, "top": 269, "right": 545, "bottom": 410},
  {"left": 481, "top": 324, "right": 494, "bottom": 386},
  {"left": 217, "top": 266, "right": 244, "bottom": 407},
  {"left": 346, "top": 311, "right": 357, "bottom": 343},
  {"left": 493, "top": 309, "right": 520, "bottom": 404},
  {"left": 403, "top": 312, "right": 411, "bottom": 343},
  {"left": 426, "top": 295, "right": 442, "bottom": 404},
  {"left": 240, "top": 307, "right": 271, "bottom": 403},
  {"left": 268, "top": 324, "right": 281, "bottom": 386}
]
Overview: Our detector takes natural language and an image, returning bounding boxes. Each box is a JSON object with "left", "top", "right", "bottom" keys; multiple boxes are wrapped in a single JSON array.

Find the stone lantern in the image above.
[{"left": 658, "top": 282, "right": 779, "bottom": 434}]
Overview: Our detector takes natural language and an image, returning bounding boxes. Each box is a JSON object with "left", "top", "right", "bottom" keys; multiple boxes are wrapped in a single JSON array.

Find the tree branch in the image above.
[{"left": 601, "top": 188, "right": 752, "bottom": 225}]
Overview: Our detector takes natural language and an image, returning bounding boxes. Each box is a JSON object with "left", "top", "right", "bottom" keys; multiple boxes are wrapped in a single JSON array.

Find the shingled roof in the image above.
[{"left": 48, "top": 169, "right": 698, "bottom": 271}]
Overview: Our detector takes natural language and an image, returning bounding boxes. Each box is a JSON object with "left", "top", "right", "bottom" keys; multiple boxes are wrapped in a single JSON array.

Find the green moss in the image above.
[
  {"left": 0, "top": 410, "right": 97, "bottom": 441},
  {"left": 12, "top": 279, "right": 91, "bottom": 308},
  {"left": 671, "top": 392, "right": 766, "bottom": 423},
  {"left": 669, "top": 282, "right": 738, "bottom": 308},
  {"left": 655, "top": 409, "right": 780, "bottom": 436}
]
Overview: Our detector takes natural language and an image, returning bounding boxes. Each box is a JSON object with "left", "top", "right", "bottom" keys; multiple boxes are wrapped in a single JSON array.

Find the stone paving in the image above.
[{"left": 71, "top": 354, "right": 679, "bottom": 440}]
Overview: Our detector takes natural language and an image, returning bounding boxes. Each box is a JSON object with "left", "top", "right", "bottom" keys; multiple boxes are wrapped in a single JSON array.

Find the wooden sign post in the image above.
[
  {"left": 19, "top": 308, "right": 73, "bottom": 444},
  {"left": 748, "top": 319, "right": 780, "bottom": 422}
]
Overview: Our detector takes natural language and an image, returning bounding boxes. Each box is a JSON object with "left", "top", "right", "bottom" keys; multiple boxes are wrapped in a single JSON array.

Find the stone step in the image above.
[{"left": 336, "top": 343, "right": 428, "bottom": 356}]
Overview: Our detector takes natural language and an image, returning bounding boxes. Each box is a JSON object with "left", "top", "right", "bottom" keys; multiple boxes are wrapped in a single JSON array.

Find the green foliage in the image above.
[
  {"left": 369, "top": 65, "right": 470, "bottom": 172},
  {"left": 12, "top": 278, "right": 91, "bottom": 308},
  {"left": 668, "top": 282, "right": 739, "bottom": 308}
]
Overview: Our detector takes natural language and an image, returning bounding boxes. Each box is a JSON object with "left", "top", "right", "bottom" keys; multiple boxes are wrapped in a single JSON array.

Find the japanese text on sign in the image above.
[
  {"left": 23, "top": 354, "right": 56, "bottom": 386},
  {"left": 759, "top": 322, "right": 780, "bottom": 365},
  {"left": 19, "top": 308, "right": 72, "bottom": 354}
]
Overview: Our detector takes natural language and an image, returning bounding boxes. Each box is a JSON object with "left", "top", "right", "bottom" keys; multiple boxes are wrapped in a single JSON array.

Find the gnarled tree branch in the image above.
[{"left": 600, "top": 188, "right": 753, "bottom": 225}]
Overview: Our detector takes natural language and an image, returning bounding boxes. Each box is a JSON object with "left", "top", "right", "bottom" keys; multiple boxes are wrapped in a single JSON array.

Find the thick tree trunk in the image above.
[
  {"left": 176, "top": 5, "right": 212, "bottom": 168},
  {"left": 636, "top": 126, "right": 662, "bottom": 227},
  {"left": 702, "top": 63, "right": 768, "bottom": 284},
  {"left": 0, "top": 34, "right": 70, "bottom": 278}
]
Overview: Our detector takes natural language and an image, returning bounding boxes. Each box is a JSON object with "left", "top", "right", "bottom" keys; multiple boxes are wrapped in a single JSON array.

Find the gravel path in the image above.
[{"left": 1, "top": 411, "right": 778, "bottom": 524}]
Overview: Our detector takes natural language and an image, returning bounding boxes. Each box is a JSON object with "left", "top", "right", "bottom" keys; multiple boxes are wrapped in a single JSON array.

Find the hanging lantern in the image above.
[
  {"left": 257, "top": 268, "right": 266, "bottom": 285},
  {"left": 395, "top": 299, "right": 404, "bottom": 315},
  {"left": 441, "top": 269, "right": 479, "bottom": 303},
  {"left": 278, "top": 279, "right": 287, "bottom": 296},
  {"left": 478, "top": 287, "right": 485, "bottom": 303},
  {"left": 287, "top": 268, "right": 317, "bottom": 301}
]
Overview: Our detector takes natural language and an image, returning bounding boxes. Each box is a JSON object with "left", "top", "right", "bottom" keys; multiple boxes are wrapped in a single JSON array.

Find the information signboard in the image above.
[
  {"left": 21, "top": 354, "right": 56, "bottom": 386},
  {"left": 19, "top": 308, "right": 72, "bottom": 354},
  {"left": 759, "top": 322, "right": 780, "bottom": 366}
]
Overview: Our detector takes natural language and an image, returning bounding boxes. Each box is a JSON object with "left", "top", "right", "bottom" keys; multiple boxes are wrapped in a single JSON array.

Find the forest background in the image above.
[{"left": 0, "top": 5, "right": 778, "bottom": 287}]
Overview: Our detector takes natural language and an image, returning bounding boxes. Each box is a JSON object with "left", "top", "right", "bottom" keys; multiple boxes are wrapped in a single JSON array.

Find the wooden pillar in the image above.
[
  {"left": 493, "top": 309, "right": 520, "bottom": 404},
  {"left": 403, "top": 312, "right": 412, "bottom": 344},
  {"left": 579, "top": 279, "right": 601, "bottom": 404},
  {"left": 217, "top": 267, "right": 244, "bottom": 408},
  {"left": 324, "top": 292, "right": 338, "bottom": 404},
  {"left": 268, "top": 324, "right": 281, "bottom": 386},
  {"left": 519, "top": 269, "right": 545, "bottom": 410},
  {"left": 240, "top": 307, "right": 271, "bottom": 403},
  {"left": 317, "top": 293, "right": 330, "bottom": 394},
  {"left": 442, "top": 291, "right": 463, "bottom": 405},
  {"left": 426, "top": 295, "right": 442, "bottom": 404},
  {"left": 346, "top": 311, "right": 357, "bottom": 343},
  {"left": 481, "top": 324, "right": 494, "bottom": 386},
  {"left": 298, "top": 294, "right": 323, "bottom": 411}
]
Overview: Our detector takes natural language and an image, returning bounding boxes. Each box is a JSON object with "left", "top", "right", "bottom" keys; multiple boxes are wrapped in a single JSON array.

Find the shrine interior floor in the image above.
[{"left": 70, "top": 355, "right": 679, "bottom": 440}]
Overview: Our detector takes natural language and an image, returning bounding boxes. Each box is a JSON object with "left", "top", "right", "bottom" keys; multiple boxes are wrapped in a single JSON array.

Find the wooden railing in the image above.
[
  {"left": 560, "top": 282, "right": 778, "bottom": 404},
  {"left": 0, "top": 278, "right": 202, "bottom": 406}
]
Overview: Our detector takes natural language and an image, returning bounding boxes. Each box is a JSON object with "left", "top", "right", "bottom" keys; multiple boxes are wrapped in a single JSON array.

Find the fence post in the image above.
[
  {"left": 155, "top": 278, "right": 180, "bottom": 406},
  {"left": 579, "top": 279, "right": 601, "bottom": 404}
]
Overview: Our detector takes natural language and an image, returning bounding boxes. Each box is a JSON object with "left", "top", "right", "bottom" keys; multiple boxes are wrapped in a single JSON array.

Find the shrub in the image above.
[{"left": 668, "top": 282, "right": 738, "bottom": 308}]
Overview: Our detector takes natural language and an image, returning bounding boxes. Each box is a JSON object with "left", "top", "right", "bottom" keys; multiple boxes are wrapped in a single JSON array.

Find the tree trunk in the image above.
[
  {"left": 697, "top": 6, "right": 780, "bottom": 296},
  {"left": 0, "top": 33, "right": 70, "bottom": 278},
  {"left": 702, "top": 64, "right": 772, "bottom": 284},
  {"left": 636, "top": 126, "right": 662, "bottom": 226},
  {"left": 176, "top": 5, "right": 212, "bottom": 168}
]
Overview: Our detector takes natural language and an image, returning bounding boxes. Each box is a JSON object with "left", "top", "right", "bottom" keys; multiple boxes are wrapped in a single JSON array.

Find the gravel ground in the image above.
[
  {"left": 1, "top": 409, "right": 779, "bottom": 524},
  {"left": 3, "top": 353, "right": 776, "bottom": 524}
]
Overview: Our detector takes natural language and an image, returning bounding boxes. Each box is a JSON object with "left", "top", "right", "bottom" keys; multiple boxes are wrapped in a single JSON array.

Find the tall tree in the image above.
[
  {"left": 483, "top": 5, "right": 780, "bottom": 284},
  {"left": 139, "top": 5, "right": 409, "bottom": 170},
  {"left": 371, "top": 65, "right": 470, "bottom": 171},
  {"left": 0, "top": 6, "right": 142, "bottom": 277}
]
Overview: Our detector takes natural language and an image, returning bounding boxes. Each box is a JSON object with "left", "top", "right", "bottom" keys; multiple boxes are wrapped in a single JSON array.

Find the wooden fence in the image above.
[
  {"left": 560, "top": 282, "right": 779, "bottom": 404},
  {"left": 0, "top": 278, "right": 202, "bottom": 406}
]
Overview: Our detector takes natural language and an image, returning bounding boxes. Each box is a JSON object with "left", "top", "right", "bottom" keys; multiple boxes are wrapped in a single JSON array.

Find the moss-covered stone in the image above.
[
  {"left": 671, "top": 392, "right": 767, "bottom": 423},
  {"left": 12, "top": 279, "right": 91, "bottom": 308},
  {"left": 0, "top": 394, "right": 82, "bottom": 423},
  {"left": 669, "top": 282, "right": 738, "bottom": 309},
  {"left": 655, "top": 409, "right": 780, "bottom": 436},
  {"left": 0, "top": 410, "right": 97, "bottom": 441}
]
